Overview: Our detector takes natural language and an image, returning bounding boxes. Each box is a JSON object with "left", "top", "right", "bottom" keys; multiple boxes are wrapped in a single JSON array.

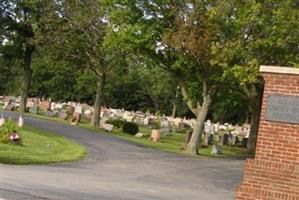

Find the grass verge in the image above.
[
  {"left": 113, "top": 130, "right": 250, "bottom": 158},
  {"left": 0, "top": 125, "right": 86, "bottom": 165},
  {"left": 24, "top": 113, "right": 250, "bottom": 158}
]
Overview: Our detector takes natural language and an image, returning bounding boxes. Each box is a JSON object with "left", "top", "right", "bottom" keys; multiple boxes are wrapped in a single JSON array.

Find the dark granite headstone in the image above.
[
  {"left": 232, "top": 135, "right": 239, "bottom": 146},
  {"left": 242, "top": 138, "right": 248, "bottom": 148},
  {"left": 208, "top": 134, "right": 213, "bottom": 145},
  {"left": 221, "top": 133, "right": 229, "bottom": 145}
]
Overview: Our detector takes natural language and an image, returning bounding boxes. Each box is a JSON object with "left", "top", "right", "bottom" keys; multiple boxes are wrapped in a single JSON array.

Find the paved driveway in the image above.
[{"left": 0, "top": 115, "right": 245, "bottom": 200}]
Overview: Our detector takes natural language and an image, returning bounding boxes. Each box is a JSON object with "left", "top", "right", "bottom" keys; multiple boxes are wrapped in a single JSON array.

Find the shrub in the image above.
[
  {"left": 176, "top": 123, "right": 192, "bottom": 134},
  {"left": 122, "top": 122, "right": 139, "bottom": 135},
  {"left": 106, "top": 118, "right": 126, "bottom": 129},
  {"left": 176, "top": 128, "right": 188, "bottom": 134},
  {"left": 0, "top": 134, "right": 10, "bottom": 144},
  {"left": 150, "top": 122, "right": 160, "bottom": 130},
  {"left": 0, "top": 119, "right": 18, "bottom": 143}
]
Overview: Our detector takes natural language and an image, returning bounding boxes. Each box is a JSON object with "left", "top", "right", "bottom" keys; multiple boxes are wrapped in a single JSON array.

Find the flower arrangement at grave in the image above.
[{"left": 0, "top": 117, "right": 22, "bottom": 145}]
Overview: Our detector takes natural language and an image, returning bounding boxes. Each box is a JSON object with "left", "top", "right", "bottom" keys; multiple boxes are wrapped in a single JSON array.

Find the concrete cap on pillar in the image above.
[{"left": 260, "top": 65, "right": 299, "bottom": 75}]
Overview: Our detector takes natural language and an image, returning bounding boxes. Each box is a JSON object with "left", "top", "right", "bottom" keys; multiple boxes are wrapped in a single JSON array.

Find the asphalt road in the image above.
[{"left": 0, "top": 115, "right": 245, "bottom": 200}]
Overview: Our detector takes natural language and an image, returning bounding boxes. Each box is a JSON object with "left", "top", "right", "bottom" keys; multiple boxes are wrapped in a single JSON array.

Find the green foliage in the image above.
[
  {"left": 30, "top": 54, "right": 79, "bottom": 101},
  {"left": 211, "top": 83, "right": 250, "bottom": 124},
  {"left": 150, "top": 122, "right": 160, "bottom": 130},
  {"left": 175, "top": 128, "right": 188, "bottom": 134},
  {"left": 0, "top": 119, "right": 18, "bottom": 143},
  {"left": 122, "top": 122, "right": 139, "bottom": 135},
  {"left": 0, "top": 131, "right": 10, "bottom": 144},
  {"left": 74, "top": 69, "right": 97, "bottom": 104},
  {"left": 1, "top": 0, "right": 298, "bottom": 127},
  {"left": 0, "top": 54, "right": 22, "bottom": 96},
  {"left": 106, "top": 118, "right": 126, "bottom": 129},
  {"left": 105, "top": 64, "right": 180, "bottom": 115}
]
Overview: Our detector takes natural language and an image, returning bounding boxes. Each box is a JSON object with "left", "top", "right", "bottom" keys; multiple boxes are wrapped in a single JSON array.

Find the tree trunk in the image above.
[
  {"left": 172, "top": 85, "right": 179, "bottom": 118},
  {"left": 171, "top": 101, "right": 176, "bottom": 118},
  {"left": 19, "top": 45, "right": 35, "bottom": 114},
  {"left": 178, "top": 79, "right": 214, "bottom": 155},
  {"left": 153, "top": 98, "right": 159, "bottom": 115},
  {"left": 91, "top": 74, "right": 106, "bottom": 128},
  {"left": 247, "top": 83, "right": 264, "bottom": 155},
  {"left": 187, "top": 93, "right": 212, "bottom": 155}
]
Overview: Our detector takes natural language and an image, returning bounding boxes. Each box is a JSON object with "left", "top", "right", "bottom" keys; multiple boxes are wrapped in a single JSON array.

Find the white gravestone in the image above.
[
  {"left": 0, "top": 115, "right": 5, "bottom": 126},
  {"left": 18, "top": 115, "right": 24, "bottom": 127}
]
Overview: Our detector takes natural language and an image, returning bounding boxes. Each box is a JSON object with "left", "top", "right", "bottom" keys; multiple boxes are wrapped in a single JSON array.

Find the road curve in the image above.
[{"left": 0, "top": 115, "right": 245, "bottom": 200}]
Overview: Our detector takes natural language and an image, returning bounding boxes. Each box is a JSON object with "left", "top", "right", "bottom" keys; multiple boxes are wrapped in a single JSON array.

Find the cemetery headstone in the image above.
[
  {"left": 241, "top": 138, "right": 248, "bottom": 148},
  {"left": 208, "top": 134, "right": 213, "bottom": 145},
  {"left": 18, "top": 115, "right": 24, "bottom": 128},
  {"left": 45, "top": 110, "right": 54, "bottom": 117},
  {"left": 29, "top": 106, "right": 38, "bottom": 114},
  {"left": 211, "top": 145, "right": 223, "bottom": 155},
  {"left": 204, "top": 133, "right": 213, "bottom": 146},
  {"left": 230, "top": 134, "right": 239, "bottom": 146},
  {"left": 161, "top": 120, "right": 170, "bottom": 128},
  {"left": 149, "top": 129, "right": 160, "bottom": 142},
  {"left": 0, "top": 114, "right": 5, "bottom": 126},
  {"left": 160, "top": 127, "right": 171, "bottom": 136},
  {"left": 135, "top": 132, "right": 144, "bottom": 138},
  {"left": 58, "top": 112, "right": 68, "bottom": 120},
  {"left": 221, "top": 133, "right": 229, "bottom": 146},
  {"left": 143, "top": 117, "right": 149, "bottom": 126},
  {"left": 103, "top": 124, "right": 114, "bottom": 132}
]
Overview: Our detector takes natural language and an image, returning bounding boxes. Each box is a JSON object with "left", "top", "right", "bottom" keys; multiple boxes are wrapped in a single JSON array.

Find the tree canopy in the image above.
[{"left": 0, "top": 0, "right": 298, "bottom": 154}]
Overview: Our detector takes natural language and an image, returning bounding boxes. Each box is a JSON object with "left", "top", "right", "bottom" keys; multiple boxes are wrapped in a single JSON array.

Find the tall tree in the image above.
[
  {"left": 222, "top": 0, "right": 299, "bottom": 153},
  {"left": 48, "top": 0, "right": 123, "bottom": 127},
  {"left": 0, "top": 0, "right": 48, "bottom": 114},
  {"left": 108, "top": 0, "right": 242, "bottom": 155}
]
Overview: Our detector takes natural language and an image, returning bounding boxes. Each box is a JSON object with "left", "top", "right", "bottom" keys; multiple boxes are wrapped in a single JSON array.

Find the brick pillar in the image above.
[{"left": 237, "top": 66, "right": 299, "bottom": 200}]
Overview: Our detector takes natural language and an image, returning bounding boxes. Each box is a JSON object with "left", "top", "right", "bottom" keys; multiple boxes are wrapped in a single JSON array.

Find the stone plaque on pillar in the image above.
[
  {"left": 237, "top": 66, "right": 299, "bottom": 200},
  {"left": 265, "top": 94, "right": 299, "bottom": 124}
]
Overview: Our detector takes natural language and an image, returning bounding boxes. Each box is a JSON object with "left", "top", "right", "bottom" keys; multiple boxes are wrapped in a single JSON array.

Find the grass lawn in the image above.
[
  {"left": 112, "top": 129, "right": 250, "bottom": 158},
  {"left": 24, "top": 113, "right": 250, "bottom": 158},
  {"left": 114, "top": 130, "right": 187, "bottom": 154},
  {"left": 0, "top": 125, "right": 86, "bottom": 165}
]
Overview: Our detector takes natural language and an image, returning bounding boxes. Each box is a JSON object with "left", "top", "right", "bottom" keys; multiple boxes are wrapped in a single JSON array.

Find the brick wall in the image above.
[{"left": 237, "top": 67, "right": 299, "bottom": 200}]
